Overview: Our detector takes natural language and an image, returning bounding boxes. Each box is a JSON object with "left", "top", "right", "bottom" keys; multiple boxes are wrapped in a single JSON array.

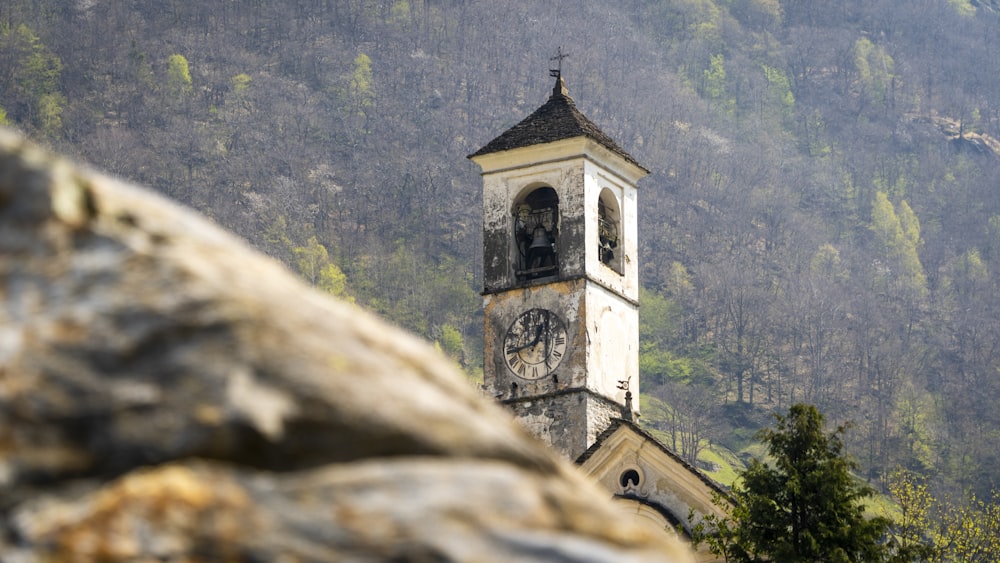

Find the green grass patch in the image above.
[
  {"left": 862, "top": 488, "right": 900, "bottom": 520},
  {"left": 698, "top": 443, "right": 743, "bottom": 487}
]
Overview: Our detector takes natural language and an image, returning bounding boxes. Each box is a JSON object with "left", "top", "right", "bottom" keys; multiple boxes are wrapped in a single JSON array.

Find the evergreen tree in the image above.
[{"left": 693, "top": 404, "right": 891, "bottom": 562}]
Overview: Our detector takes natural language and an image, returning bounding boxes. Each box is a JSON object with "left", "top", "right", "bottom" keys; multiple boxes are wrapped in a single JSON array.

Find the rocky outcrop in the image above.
[{"left": 0, "top": 129, "right": 692, "bottom": 561}]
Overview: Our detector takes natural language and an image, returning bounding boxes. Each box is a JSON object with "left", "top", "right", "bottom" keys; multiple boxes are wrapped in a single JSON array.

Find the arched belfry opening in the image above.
[
  {"left": 514, "top": 186, "right": 559, "bottom": 281},
  {"left": 598, "top": 189, "right": 623, "bottom": 274}
]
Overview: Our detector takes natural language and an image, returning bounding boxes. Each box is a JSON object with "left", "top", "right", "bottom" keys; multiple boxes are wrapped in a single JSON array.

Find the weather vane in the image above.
[{"left": 549, "top": 46, "right": 569, "bottom": 78}]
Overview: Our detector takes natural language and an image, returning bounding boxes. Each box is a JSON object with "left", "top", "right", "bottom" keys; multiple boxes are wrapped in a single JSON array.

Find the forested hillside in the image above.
[{"left": 4, "top": 0, "right": 1000, "bottom": 500}]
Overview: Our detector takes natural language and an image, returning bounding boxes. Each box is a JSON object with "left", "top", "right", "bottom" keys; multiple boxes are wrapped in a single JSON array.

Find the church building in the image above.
[{"left": 469, "top": 71, "right": 728, "bottom": 561}]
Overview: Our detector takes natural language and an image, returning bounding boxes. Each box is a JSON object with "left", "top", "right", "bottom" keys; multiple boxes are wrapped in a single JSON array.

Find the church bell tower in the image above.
[{"left": 468, "top": 73, "right": 648, "bottom": 460}]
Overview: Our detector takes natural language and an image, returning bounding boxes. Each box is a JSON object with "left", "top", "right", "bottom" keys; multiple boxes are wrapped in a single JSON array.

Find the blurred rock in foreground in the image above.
[{"left": 0, "top": 129, "right": 693, "bottom": 562}]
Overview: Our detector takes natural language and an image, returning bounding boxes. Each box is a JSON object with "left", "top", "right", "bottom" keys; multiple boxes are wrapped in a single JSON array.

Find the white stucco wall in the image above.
[{"left": 585, "top": 282, "right": 640, "bottom": 410}]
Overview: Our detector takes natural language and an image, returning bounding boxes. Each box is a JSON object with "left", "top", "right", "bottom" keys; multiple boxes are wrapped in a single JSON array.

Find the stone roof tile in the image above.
[{"left": 469, "top": 76, "right": 645, "bottom": 170}]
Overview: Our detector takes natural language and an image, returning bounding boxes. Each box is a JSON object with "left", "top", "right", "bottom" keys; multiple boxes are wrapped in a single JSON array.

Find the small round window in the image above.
[{"left": 619, "top": 468, "right": 641, "bottom": 489}]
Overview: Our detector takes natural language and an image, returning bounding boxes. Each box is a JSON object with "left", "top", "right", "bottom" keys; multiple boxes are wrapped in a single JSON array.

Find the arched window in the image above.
[
  {"left": 513, "top": 187, "right": 559, "bottom": 281},
  {"left": 598, "top": 189, "right": 623, "bottom": 274}
]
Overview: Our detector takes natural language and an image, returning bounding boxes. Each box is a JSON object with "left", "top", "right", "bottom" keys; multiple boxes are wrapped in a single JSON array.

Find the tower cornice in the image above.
[
  {"left": 469, "top": 137, "right": 649, "bottom": 185},
  {"left": 481, "top": 273, "right": 640, "bottom": 308}
]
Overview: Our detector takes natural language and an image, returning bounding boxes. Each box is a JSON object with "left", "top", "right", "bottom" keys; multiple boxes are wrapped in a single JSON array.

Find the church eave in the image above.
[{"left": 468, "top": 137, "right": 648, "bottom": 184}]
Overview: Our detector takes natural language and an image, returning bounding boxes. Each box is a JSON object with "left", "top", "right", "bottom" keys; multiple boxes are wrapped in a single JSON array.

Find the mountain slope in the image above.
[{"left": 3, "top": 0, "right": 1000, "bottom": 497}]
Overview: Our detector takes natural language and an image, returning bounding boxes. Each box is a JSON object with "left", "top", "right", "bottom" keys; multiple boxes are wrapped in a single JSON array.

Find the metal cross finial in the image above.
[{"left": 549, "top": 46, "right": 569, "bottom": 78}]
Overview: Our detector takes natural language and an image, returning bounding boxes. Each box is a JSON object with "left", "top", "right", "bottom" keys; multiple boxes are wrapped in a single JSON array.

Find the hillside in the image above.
[{"left": 3, "top": 0, "right": 1000, "bottom": 499}]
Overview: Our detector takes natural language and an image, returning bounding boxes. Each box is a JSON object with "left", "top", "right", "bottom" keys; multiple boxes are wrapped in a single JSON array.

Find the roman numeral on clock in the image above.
[{"left": 508, "top": 355, "right": 522, "bottom": 371}]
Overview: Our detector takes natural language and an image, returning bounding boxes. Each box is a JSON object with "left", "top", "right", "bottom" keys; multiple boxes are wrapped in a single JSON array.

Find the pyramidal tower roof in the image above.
[{"left": 469, "top": 76, "right": 646, "bottom": 171}]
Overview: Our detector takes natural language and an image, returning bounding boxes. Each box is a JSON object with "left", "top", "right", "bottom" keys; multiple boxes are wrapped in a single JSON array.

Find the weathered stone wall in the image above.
[
  {"left": 0, "top": 129, "right": 693, "bottom": 562},
  {"left": 480, "top": 157, "right": 588, "bottom": 292},
  {"left": 507, "top": 390, "right": 624, "bottom": 461}
]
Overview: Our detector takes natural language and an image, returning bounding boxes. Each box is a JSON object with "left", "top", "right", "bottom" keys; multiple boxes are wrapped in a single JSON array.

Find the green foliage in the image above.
[
  {"left": 348, "top": 53, "right": 374, "bottom": 115},
  {"left": 703, "top": 53, "right": 727, "bottom": 99},
  {"left": 293, "top": 235, "right": 330, "bottom": 285},
  {"left": 641, "top": 343, "right": 696, "bottom": 386},
  {"left": 948, "top": 0, "right": 976, "bottom": 17},
  {"left": 762, "top": 63, "right": 794, "bottom": 117},
  {"left": 263, "top": 216, "right": 295, "bottom": 262},
  {"left": 810, "top": 243, "right": 846, "bottom": 280},
  {"left": 957, "top": 248, "right": 988, "bottom": 284},
  {"left": 885, "top": 469, "right": 939, "bottom": 561},
  {"left": 886, "top": 468, "right": 1000, "bottom": 562},
  {"left": 0, "top": 23, "right": 64, "bottom": 133},
  {"left": 666, "top": 261, "right": 694, "bottom": 295},
  {"left": 894, "top": 381, "right": 939, "bottom": 472},
  {"left": 640, "top": 283, "right": 712, "bottom": 387},
  {"left": 854, "top": 38, "right": 895, "bottom": 107},
  {"left": 897, "top": 200, "right": 920, "bottom": 250},
  {"left": 35, "top": 92, "right": 64, "bottom": 135},
  {"left": 941, "top": 490, "right": 1000, "bottom": 562},
  {"left": 437, "top": 323, "right": 464, "bottom": 361},
  {"left": 318, "top": 263, "right": 352, "bottom": 302},
  {"left": 870, "top": 192, "right": 901, "bottom": 255},
  {"left": 166, "top": 53, "right": 193, "bottom": 98},
  {"left": 291, "top": 235, "right": 354, "bottom": 303},
  {"left": 870, "top": 192, "right": 927, "bottom": 298},
  {"left": 692, "top": 404, "right": 892, "bottom": 562},
  {"left": 389, "top": 0, "right": 413, "bottom": 27},
  {"left": 231, "top": 73, "right": 252, "bottom": 96},
  {"left": 7, "top": 24, "right": 62, "bottom": 95},
  {"left": 0, "top": 106, "right": 8, "bottom": 125},
  {"left": 652, "top": 0, "right": 724, "bottom": 50},
  {"left": 640, "top": 285, "right": 685, "bottom": 346},
  {"left": 728, "top": 0, "right": 783, "bottom": 30},
  {"left": 702, "top": 53, "right": 735, "bottom": 116},
  {"left": 350, "top": 239, "right": 477, "bottom": 349}
]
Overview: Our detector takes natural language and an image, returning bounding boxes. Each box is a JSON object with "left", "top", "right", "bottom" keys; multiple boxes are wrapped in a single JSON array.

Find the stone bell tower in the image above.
[{"left": 468, "top": 73, "right": 648, "bottom": 461}]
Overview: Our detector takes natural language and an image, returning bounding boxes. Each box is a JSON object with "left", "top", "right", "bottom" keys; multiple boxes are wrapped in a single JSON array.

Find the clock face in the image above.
[{"left": 503, "top": 308, "right": 568, "bottom": 380}]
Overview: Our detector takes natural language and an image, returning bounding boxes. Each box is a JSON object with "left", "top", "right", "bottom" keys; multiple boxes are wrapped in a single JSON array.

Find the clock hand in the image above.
[
  {"left": 507, "top": 342, "right": 530, "bottom": 354},
  {"left": 507, "top": 325, "right": 544, "bottom": 354},
  {"left": 530, "top": 324, "right": 543, "bottom": 344}
]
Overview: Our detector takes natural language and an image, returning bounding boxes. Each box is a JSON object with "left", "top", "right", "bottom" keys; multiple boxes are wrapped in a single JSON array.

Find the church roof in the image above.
[
  {"left": 468, "top": 76, "right": 646, "bottom": 171},
  {"left": 576, "top": 418, "right": 730, "bottom": 498}
]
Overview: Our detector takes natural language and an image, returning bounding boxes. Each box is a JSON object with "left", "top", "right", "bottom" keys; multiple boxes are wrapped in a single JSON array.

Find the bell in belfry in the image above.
[{"left": 527, "top": 223, "right": 554, "bottom": 271}]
